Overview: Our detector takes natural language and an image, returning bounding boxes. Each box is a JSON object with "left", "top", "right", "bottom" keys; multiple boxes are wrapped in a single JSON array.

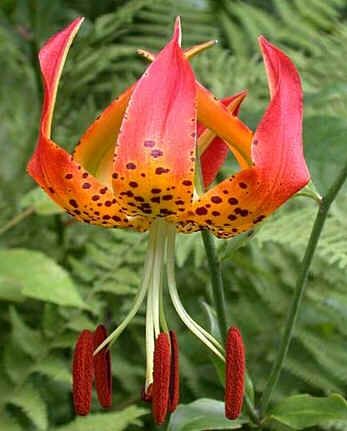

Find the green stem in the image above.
[
  {"left": 259, "top": 159, "right": 347, "bottom": 415},
  {"left": 0, "top": 207, "right": 34, "bottom": 236}
]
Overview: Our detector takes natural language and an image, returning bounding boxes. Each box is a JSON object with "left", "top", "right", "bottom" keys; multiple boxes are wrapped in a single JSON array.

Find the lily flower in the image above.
[{"left": 27, "top": 16, "right": 309, "bottom": 423}]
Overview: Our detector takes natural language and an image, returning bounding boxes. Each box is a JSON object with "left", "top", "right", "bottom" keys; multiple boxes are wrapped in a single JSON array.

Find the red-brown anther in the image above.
[
  {"left": 152, "top": 332, "right": 171, "bottom": 425},
  {"left": 225, "top": 327, "right": 245, "bottom": 420},
  {"left": 93, "top": 325, "right": 112, "bottom": 409},
  {"left": 168, "top": 331, "right": 180, "bottom": 413},
  {"left": 72, "top": 330, "right": 94, "bottom": 416}
]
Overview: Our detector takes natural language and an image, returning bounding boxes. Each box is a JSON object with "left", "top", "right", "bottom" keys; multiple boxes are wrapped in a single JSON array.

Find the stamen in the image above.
[
  {"left": 168, "top": 331, "right": 180, "bottom": 413},
  {"left": 225, "top": 327, "right": 245, "bottom": 420},
  {"left": 166, "top": 225, "right": 225, "bottom": 360},
  {"left": 141, "top": 383, "right": 153, "bottom": 403},
  {"left": 72, "top": 330, "right": 94, "bottom": 416},
  {"left": 152, "top": 332, "right": 171, "bottom": 425},
  {"left": 93, "top": 325, "right": 112, "bottom": 408}
]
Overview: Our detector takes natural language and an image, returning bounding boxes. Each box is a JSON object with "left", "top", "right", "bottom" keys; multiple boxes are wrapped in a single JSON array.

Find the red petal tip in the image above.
[
  {"left": 225, "top": 327, "right": 245, "bottom": 420},
  {"left": 93, "top": 325, "right": 112, "bottom": 409},
  {"left": 72, "top": 330, "right": 94, "bottom": 416},
  {"left": 173, "top": 16, "right": 182, "bottom": 47}
]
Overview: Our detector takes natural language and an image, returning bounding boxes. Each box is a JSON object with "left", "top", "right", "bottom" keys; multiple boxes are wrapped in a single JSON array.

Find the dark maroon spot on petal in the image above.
[
  {"left": 129, "top": 181, "right": 138, "bottom": 188},
  {"left": 175, "top": 200, "right": 184, "bottom": 205},
  {"left": 163, "top": 195, "right": 173, "bottom": 201},
  {"left": 152, "top": 188, "right": 161, "bottom": 194},
  {"left": 228, "top": 197, "right": 239, "bottom": 205},
  {"left": 92, "top": 195, "right": 100, "bottom": 201},
  {"left": 69, "top": 199, "right": 78, "bottom": 208},
  {"left": 211, "top": 196, "right": 222, "bottom": 204},
  {"left": 48, "top": 187, "right": 55, "bottom": 193},
  {"left": 112, "top": 216, "right": 121, "bottom": 222},
  {"left": 103, "top": 215, "right": 111, "bottom": 220},
  {"left": 141, "top": 173, "right": 146, "bottom": 177},
  {"left": 100, "top": 187, "right": 107, "bottom": 194},
  {"left": 196, "top": 207, "right": 208, "bottom": 215},
  {"left": 82, "top": 172, "right": 89, "bottom": 179},
  {"left": 144, "top": 140, "right": 155, "bottom": 147},
  {"left": 94, "top": 211, "right": 100, "bottom": 216},
  {"left": 253, "top": 215, "right": 265, "bottom": 224},
  {"left": 151, "top": 197, "right": 160, "bottom": 203},
  {"left": 182, "top": 180, "right": 192, "bottom": 186},
  {"left": 228, "top": 214, "right": 237, "bottom": 221},
  {"left": 135, "top": 196, "right": 145, "bottom": 202},
  {"left": 155, "top": 167, "right": 169, "bottom": 175},
  {"left": 212, "top": 211, "right": 220, "bottom": 216},
  {"left": 223, "top": 189, "right": 229, "bottom": 194},
  {"left": 239, "top": 182, "right": 248, "bottom": 189},
  {"left": 126, "top": 162, "right": 136, "bottom": 170},
  {"left": 232, "top": 228, "right": 238, "bottom": 232},
  {"left": 151, "top": 149, "right": 163, "bottom": 158},
  {"left": 74, "top": 209, "right": 81, "bottom": 215},
  {"left": 105, "top": 201, "right": 112, "bottom": 207},
  {"left": 112, "top": 172, "right": 118, "bottom": 179},
  {"left": 65, "top": 173, "right": 73, "bottom": 180},
  {"left": 240, "top": 209, "right": 249, "bottom": 217},
  {"left": 82, "top": 182, "right": 91, "bottom": 189},
  {"left": 253, "top": 139, "right": 258, "bottom": 145}
]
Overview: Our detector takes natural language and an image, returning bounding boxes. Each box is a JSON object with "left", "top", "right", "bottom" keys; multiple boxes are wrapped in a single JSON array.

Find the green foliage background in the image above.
[{"left": 0, "top": 0, "right": 347, "bottom": 430}]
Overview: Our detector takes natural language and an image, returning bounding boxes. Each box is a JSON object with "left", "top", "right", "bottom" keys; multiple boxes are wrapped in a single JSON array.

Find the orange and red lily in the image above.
[{"left": 27, "top": 16, "right": 309, "bottom": 424}]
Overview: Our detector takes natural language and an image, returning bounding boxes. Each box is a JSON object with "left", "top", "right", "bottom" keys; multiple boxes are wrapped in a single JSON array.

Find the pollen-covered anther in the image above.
[
  {"left": 168, "top": 331, "right": 180, "bottom": 413},
  {"left": 93, "top": 325, "right": 112, "bottom": 408},
  {"left": 72, "top": 330, "right": 94, "bottom": 416},
  {"left": 152, "top": 332, "right": 171, "bottom": 425},
  {"left": 225, "top": 327, "right": 245, "bottom": 420}
]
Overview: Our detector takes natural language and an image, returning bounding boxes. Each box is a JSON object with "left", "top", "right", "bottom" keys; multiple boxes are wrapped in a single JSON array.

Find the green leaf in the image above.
[
  {"left": 54, "top": 406, "right": 147, "bottom": 431},
  {"left": 9, "top": 307, "right": 45, "bottom": 358},
  {"left": 32, "top": 356, "right": 71, "bottom": 384},
  {"left": 168, "top": 398, "right": 245, "bottom": 431},
  {"left": 0, "top": 249, "right": 87, "bottom": 308},
  {"left": 266, "top": 393, "right": 347, "bottom": 430},
  {"left": 20, "top": 187, "right": 63, "bottom": 215},
  {"left": 0, "top": 275, "right": 25, "bottom": 302},
  {"left": 0, "top": 413, "right": 22, "bottom": 431},
  {"left": 8, "top": 382, "right": 48, "bottom": 430}
]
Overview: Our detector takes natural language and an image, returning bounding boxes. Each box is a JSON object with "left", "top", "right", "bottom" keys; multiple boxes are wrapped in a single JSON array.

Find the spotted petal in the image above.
[
  {"left": 27, "top": 18, "right": 149, "bottom": 232},
  {"left": 112, "top": 18, "right": 196, "bottom": 218},
  {"left": 175, "top": 37, "right": 310, "bottom": 238}
]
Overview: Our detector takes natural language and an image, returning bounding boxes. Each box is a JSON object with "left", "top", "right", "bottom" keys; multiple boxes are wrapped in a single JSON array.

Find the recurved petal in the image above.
[
  {"left": 175, "top": 38, "right": 310, "bottom": 238},
  {"left": 199, "top": 91, "right": 247, "bottom": 187},
  {"left": 30, "top": 135, "right": 150, "bottom": 231},
  {"left": 197, "top": 83, "right": 253, "bottom": 168},
  {"left": 174, "top": 168, "right": 264, "bottom": 238},
  {"left": 253, "top": 36, "right": 310, "bottom": 207},
  {"left": 27, "top": 18, "right": 149, "bottom": 232},
  {"left": 73, "top": 84, "right": 134, "bottom": 187},
  {"left": 112, "top": 18, "right": 197, "bottom": 219}
]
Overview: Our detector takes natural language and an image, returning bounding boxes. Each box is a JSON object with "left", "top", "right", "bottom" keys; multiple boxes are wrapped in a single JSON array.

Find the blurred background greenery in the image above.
[{"left": 0, "top": 0, "right": 347, "bottom": 430}]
